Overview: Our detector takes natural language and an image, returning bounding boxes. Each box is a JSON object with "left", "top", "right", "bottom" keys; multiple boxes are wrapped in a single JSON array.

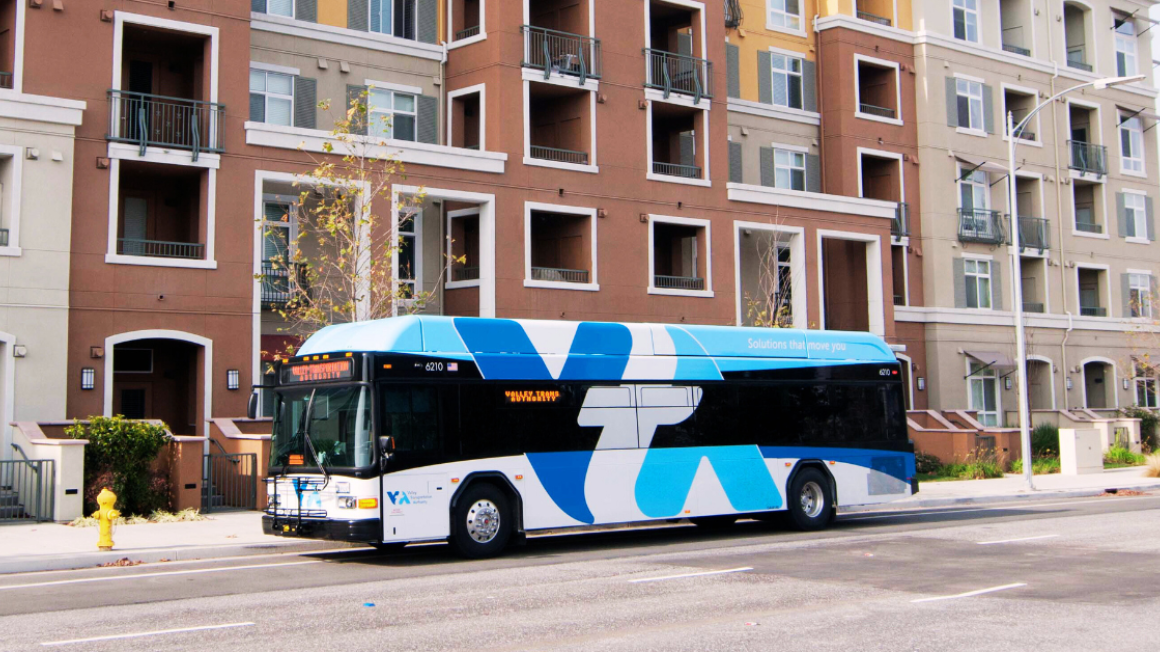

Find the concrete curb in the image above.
[
  {"left": 840, "top": 483, "right": 1159, "bottom": 514},
  {"left": 0, "top": 539, "right": 354, "bottom": 575}
]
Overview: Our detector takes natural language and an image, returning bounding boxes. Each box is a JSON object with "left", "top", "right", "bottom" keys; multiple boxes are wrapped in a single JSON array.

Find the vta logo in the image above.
[{"left": 386, "top": 491, "right": 412, "bottom": 505}]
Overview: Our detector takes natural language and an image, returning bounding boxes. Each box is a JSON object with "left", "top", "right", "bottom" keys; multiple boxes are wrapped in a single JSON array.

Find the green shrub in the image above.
[
  {"left": 939, "top": 449, "right": 1005, "bottom": 480},
  {"left": 915, "top": 451, "right": 942, "bottom": 475},
  {"left": 1011, "top": 457, "right": 1061, "bottom": 475},
  {"left": 67, "top": 416, "right": 172, "bottom": 516},
  {"left": 1104, "top": 445, "right": 1147, "bottom": 466},
  {"left": 1122, "top": 407, "right": 1158, "bottom": 452},
  {"left": 1030, "top": 423, "right": 1060, "bottom": 457}
]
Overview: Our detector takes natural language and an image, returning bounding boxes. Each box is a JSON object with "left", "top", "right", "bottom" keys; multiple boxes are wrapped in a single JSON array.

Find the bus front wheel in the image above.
[
  {"left": 787, "top": 468, "right": 834, "bottom": 531},
  {"left": 450, "top": 483, "right": 512, "bottom": 559}
]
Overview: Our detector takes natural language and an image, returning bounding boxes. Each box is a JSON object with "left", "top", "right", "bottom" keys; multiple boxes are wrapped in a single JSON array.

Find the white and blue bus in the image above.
[{"left": 256, "top": 316, "right": 916, "bottom": 558}]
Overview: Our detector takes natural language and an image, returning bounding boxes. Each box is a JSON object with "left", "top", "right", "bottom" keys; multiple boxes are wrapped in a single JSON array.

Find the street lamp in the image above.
[{"left": 1006, "top": 74, "right": 1144, "bottom": 490}]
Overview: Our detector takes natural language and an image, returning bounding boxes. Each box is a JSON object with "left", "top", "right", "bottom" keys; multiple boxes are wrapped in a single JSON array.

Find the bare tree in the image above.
[{"left": 741, "top": 217, "right": 795, "bottom": 328}]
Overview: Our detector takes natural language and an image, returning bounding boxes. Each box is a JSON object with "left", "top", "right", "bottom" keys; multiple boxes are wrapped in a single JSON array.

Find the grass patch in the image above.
[
  {"left": 68, "top": 508, "right": 207, "bottom": 528},
  {"left": 1104, "top": 446, "right": 1147, "bottom": 468},
  {"left": 1010, "top": 457, "right": 1062, "bottom": 475},
  {"left": 915, "top": 450, "right": 1006, "bottom": 482}
]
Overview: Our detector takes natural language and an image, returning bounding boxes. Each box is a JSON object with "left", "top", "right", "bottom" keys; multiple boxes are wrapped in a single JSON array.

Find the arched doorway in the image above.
[
  {"left": 104, "top": 330, "right": 212, "bottom": 439},
  {"left": 1026, "top": 356, "right": 1055, "bottom": 411},
  {"left": 1082, "top": 357, "right": 1117, "bottom": 410}
]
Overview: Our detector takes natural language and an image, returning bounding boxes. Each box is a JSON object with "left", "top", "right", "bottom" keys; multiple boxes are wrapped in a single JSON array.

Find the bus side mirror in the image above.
[
  {"left": 247, "top": 390, "right": 260, "bottom": 420},
  {"left": 379, "top": 436, "right": 396, "bottom": 455}
]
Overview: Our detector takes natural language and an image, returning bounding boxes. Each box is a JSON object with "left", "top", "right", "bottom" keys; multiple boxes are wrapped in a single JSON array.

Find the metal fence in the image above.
[
  {"left": 522, "top": 25, "right": 602, "bottom": 84},
  {"left": 1079, "top": 306, "right": 1107, "bottom": 317},
  {"left": 107, "top": 89, "right": 225, "bottom": 161},
  {"left": 1, "top": 450, "right": 54, "bottom": 524},
  {"left": 202, "top": 452, "right": 258, "bottom": 513},
  {"left": 856, "top": 10, "right": 891, "bottom": 25},
  {"left": 532, "top": 267, "right": 589, "bottom": 283},
  {"left": 452, "top": 266, "right": 480, "bottom": 282},
  {"left": 1075, "top": 221, "right": 1103, "bottom": 235},
  {"left": 653, "top": 161, "right": 702, "bottom": 179},
  {"left": 455, "top": 25, "right": 481, "bottom": 40},
  {"left": 1017, "top": 217, "right": 1049, "bottom": 250},
  {"left": 644, "top": 49, "right": 713, "bottom": 102},
  {"left": 655, "top": 275, "right": 705, "bottom": 291},
  {"left": 859, "top": 103, "right": 895, "bottom": 119},
  {"left": 1068, "top": 140, "right": 1106, "bottom": 175},
  {"left": 530, "top": 145, "right": 589, "bottom": 165},
  {"left": 119, "top": 238, "right": 206, "bottom": 260},
  {"left": 957, "top": 208, "right": 1006, "bottom": 245}
]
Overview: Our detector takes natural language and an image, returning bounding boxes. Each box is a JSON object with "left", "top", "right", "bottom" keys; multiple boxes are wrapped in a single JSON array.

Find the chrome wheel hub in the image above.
[
  {"left": 800, "top": 481, "right": 824, "bottom": 518},
  {"left": 466, "top": 499, "right": 500, "bottom": 544}
]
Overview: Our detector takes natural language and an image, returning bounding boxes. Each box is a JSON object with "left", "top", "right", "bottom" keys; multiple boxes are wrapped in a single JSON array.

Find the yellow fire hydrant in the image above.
[{"left": 93, "top": 487, "right": 120, "bottom": 551}]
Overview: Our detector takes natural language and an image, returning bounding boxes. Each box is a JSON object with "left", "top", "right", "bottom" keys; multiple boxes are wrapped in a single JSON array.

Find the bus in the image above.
[{"left": 256, "top": 316, "right": 916, "bottom": 558}]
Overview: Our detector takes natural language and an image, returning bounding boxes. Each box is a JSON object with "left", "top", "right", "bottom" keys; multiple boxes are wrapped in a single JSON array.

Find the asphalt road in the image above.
[{"left": 1, "top": 494, "right": 1158, "bottom": 651}]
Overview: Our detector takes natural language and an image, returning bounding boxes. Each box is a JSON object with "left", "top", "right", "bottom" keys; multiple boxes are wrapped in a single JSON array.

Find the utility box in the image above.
[{"left": 1059, "top": 428, "right": 1102, "bottom": 475}]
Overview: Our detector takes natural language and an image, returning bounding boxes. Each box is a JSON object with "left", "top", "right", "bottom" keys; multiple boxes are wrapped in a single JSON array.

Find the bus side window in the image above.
[{"left": 380, "top": 386, "right": 440, "bottom": 454}]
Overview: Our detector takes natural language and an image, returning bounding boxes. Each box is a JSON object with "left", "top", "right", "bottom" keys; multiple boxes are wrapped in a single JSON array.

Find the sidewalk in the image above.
[
  {"left": 0, "top": 512, "right": 347, "bottom": 575},
  {"left": 843, "top": 466, "right": 1160, "bottom": 513}
]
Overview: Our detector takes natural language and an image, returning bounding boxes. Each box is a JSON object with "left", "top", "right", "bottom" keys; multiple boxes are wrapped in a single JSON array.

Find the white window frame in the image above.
[
  {"left": 1000, "top": 83, "right": 1042, "bottom": 147},
  {"left": 1124, "top": 190, "right": 1148, "bottom": 242},
  {"left": 951, "top": 0, "right": 979, "bottom": 43},
  {"left": 371, "top": 0, "right": 418, "bottom": 41},
  {"left": 1075, "top": 262, "right": 1111, "bottom": 318},
  {"left": 446, "top": 207, "right": 482, "bottom": 289},
  {"left": 447, "top": 83, "right": 486, "bottom": 151},
  {"left": 366, "top": 82, "right": 420, "bottom": 142},
  {"left": 447, "top": 0, "right": 487, "bottom": 49},
  {"left": 1134, "top": 364, "right": 1157, "bottom": 408},
  {"left": 263, "top": 0, "right": 294, "bottom": 18},
  {"left": 766, "top": 0, "right": 805, "bottom": 37},
  {"left": 815, "top": 230, "right": 886, "bottom": 336},
  {"left": 523, "top": 202, "right": 599, "bottom": 292},
  {"left": 772, "top": 145, "right": 806, "bottom": 191},
  {"left": 644, "top": 100, "right": 710, "bottom": 187},
  {"left": 769, "top": 51, "right": 804, "bottom": 110},
  {"left": 522, "top": 80, "right": 599, "bottom": 174},
  {"left": 396, "top": 208, "right": 422, "bottom": 298},
  {"left": 853, "top": 54, "right": 903, "bottom": 126},
  {"left": 963, "top": 256, "right": 993, "bottom": 310},
  {"left": 955, "top": 77, "right": 985, "bottom": 133},
  {"left": 260, "top": 196, "right": 298, "bottom": 263},
  {"left": 1114, "top": 13, "right": 1138, "bottom": 77},
  {"left": 0, "top": 146, "right": 24, "bottom": 257},
  {"left": 249, "top": 68, "right": 295, "bottom": 127},
  {"left": 1119, "top": 114, "right": 1145, "bottom": 177},
  {"left": 1128, "top": 270, "right": 1152, "bottom": 319},
  {"left": 733, "top": 222, "right": 806, "bottom": 328},
  {"left": 967, "top": 359, "right": 1001, "bottom": 426},
  {"left": 648, "top": 214, "right": 713, "bottom": 298}
]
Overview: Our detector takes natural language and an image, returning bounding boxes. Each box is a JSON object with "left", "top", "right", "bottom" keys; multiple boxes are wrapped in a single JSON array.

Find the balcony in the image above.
[
  {"left": 1080, "top": 306, "right": 1107, "bottom": 317},
  {"left": 1066, "top": 58, "right": 1092, "bottom": 72},
  {"left": 1017, "top": 217, "right": 1048, "bottom": 251},
  {"left": 1075, "top": 221, "right": 1103, "bottom": 235},
  {"left": 644, "top": 49, "right": 713, "bottom": 103},
  {"left": 260, "top": 262, "right": 308, "bottom": 304},
  {"left": 1023, "top": 302, "right": 1045, "bottom": 313},
  {"left": 1068, "top": 141, "right": 1106, "bottom": 175},
  {"left": 452, "top": 266, "right": 480, "bottom": 282},
  {"left": 655, "top": 275, "right": 705, "bottom": 291},
  {"left": 0, "top": 228, "right": 7, "bottom": 247},
  {"left": 892, "top": 203, "right": 910, "bottom": 238},
  {"left": 531, "top": 267, "right": 589, "bottom": 284},
  {"left": 1002, "top": 43, "right": 1030, "bottom": 57},
  {"left": 530, "top": 145, "right": 589, "bottom": 166},
  {"left": 857, "top": 10, "right": 891, "bottom": 26},
  {"left": 0, "top": 73, "right": 11, "bottom": 89},
  {"left": 118, "top": 238, "right": 205, "bottom": 260},
  {"left": 455, "top": 25, "right": 481, "bottom": 40},
  {"left": 522, "top": 26, "right": 602, "bottom": 85},
  {"left": 958, "top": 208, "right": 1006, "bottom": 245},
  {"left": 107, "top": 90, "right": 225, "bottom": 161},
  {"left": 859, "top": 103, "right": 895, "bottom": 120},
  {"left": 653, "top": 162, "right": 701, "bottom": 178}
]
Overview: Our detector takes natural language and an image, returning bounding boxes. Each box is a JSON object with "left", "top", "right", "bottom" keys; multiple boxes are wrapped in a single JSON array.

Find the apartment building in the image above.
[{"left": 0, "top": 0, "right": 85, "bottom": 459}]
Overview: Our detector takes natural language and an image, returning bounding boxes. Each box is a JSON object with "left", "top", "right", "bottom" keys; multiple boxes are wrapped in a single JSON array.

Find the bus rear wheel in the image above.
[
  {"left": 450, "top": 483, "right": 512, "bottom": 559},
  {"left": 787, "top": 468, "right": 834, "bottom": 531}
]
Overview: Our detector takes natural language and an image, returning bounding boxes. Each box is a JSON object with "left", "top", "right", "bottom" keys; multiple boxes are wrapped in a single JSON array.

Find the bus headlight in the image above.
[{"left": 337, "top": 496, "right": 358, "bottom": 509}]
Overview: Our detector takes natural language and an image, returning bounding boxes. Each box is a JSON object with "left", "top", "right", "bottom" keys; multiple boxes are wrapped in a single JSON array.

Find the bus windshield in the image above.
[{"left": 270, "top": 386, "right": 374, "bottom": 470}]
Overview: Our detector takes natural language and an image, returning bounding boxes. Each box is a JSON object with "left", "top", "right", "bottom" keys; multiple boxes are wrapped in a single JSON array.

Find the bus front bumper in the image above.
[{"left": 262, "top": 515, "right": 381, "bottom": 543}]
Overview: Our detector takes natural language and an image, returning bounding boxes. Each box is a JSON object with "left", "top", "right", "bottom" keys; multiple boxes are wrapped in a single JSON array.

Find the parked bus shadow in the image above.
[{"left": 317, "top": 504, "right": 1057, "bottom": 568}]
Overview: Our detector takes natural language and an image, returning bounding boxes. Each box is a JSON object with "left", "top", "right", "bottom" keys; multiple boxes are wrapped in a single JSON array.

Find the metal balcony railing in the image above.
[
  {"left": 653, "top": 161, "right": 702, "bottom": 179},
  {"left": 1007, "top": 122, "right": 1035, "bottom": 141},
  {"left": 118, "top": 238, "right": 206, "bottom": 260},
  {"left": 859, "top": 102, "right": 896, "bottom": 119},
  {"left": 530, "top": 145, "right": 589, "bottom": 165},
  {"left": 856, "top": 10, "right": 891, "bottom": 26},
  {"left": 260, "top": 262, "right": 307, "bottom": 303},
  {"left": 644, "top": 49, "right": 713, "bottom": 103},
  {"left": 1023, "top": 302, "right": 1045, "bottom": 313},
  {"left": 531, "top": 267, "right": 589, "bottom": 283},
  {"left": 0, "top": 72, "right": 12, "bottom": 89},
  {"left": 522, "top": 25, "right": 601, "bottom": 85},
  {"left": 1003, "top": 43, "right": 1031, "bottom": 56},
  {"left": 1080, "top": 306, "right": 1107, "bottom": 317},
  {"left": 455, "top": 25, "right": 481, "bottom": 40},
  {"left": 892, "top": 202, "right": 910, "bottom": 238},
  {"left": 957, "top": 208, "right": 1006, "bottom": 245},
  {"left": 1068, "top": 140, "right": 1106, "bottom": 175},
  {"left": 1075, "top": 220, "right": 1103, "bottom": 234},
  {"left": 0, "top": 228, "right": 8, "bottom": 247},
  {"left": 1066, "top": 58, "right": 1093, "bottom": 72},
  {"left": 452, "top": 266, "right": 480, "bottom": 282},
  {"left": 893, "top": 294, "right": 905, "bottom": 306},
  {"left": 107, "top": 90, "right": 225, "bottom": 162},
  {"left": 1017, "top": 217, "right": 1049, "bottom": 251},
  {"left": 655, "top": 274, "right": 705, "bottom": 291}
]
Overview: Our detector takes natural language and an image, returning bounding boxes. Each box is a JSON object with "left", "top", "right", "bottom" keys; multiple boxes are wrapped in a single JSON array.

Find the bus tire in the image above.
[
  {"left": 787, "top": 467, "right": 834, "bottom": 531},
  {"left": 450, "top": 483, "right": 512, "bottom": 559}
]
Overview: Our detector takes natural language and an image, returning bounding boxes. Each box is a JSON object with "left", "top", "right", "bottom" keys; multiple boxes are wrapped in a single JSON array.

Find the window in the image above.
[
  {"left": 1114, "top": 14, "right": 1138, "bottom": 77},
  {"left": 956, "top": 79, "right": 984, "bottom": 131},
  {"left": 264, "top": 0, "right": 293, "bottom": 17},
  {"left": 959, "top": 168, "right": 988, "bottom": 211},
  {"left": 952, "top": 0, "right": 979, "bottom": 43},
  {"left": 398, "top": 210, "right": 419, "bottom": 297},
  {"left": 773, "top": 148, "right": 806, "bottom": 190},
  {"left": 372, "top": 0, "right": 417, "bottom": 40},
  {"left": 968, "top": 362, "right": 999, "bottom": 426},
  {"left": 250, "top": 69, "right": 294, "bottom": 127},
  {"left": 964, "top": 259, "right": 992, "bottom": 309},
  {"left": 770, "top": 53, "right": 803, "bottom": 110},
  {"left": 1129, "top": 273, "right": 1152, "bottom": 318},
  {"left": 1135, "top": 365, "right": 1158, "bottom": 407},
  {"left": 1120, "top": 115, "right": 1144, "bottom": 174},
  {"left": 767, "top": 0, "right": 802, "bottom": 31},
  {"left": 368, "top": 88, "right": 417, "bottom": 141},
  {"left": 650, "top": 216, "right": 711, "bottom": 296},
  {"left": 1125, "top": 193, "right": 1147, "bottom": 240}
]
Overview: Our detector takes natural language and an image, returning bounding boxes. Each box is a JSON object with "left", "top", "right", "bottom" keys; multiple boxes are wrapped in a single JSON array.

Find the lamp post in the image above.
[{"left": 1006, "top": 74, "right": 1144, "bottom": 489}]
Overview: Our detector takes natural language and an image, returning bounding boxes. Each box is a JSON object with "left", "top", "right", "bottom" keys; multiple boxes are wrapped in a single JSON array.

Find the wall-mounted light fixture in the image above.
[
  {"left": 917, "top": 377, "right": 925, "bottom": 391},
  {"left": 1123, "top": 378, "right": 1131, "bottom": 391},
  {"left": 1066, "top": 377, "right": 1074, "bottom": 390},
  {"left": 81, "top": 368, "right": 95, "bottom": 391},
  {"left": 227, "top": 369, "right": 240, "bottom": 391},
  {"left": 1004, "top": 377, "right": 1013, "bottom": 391}
]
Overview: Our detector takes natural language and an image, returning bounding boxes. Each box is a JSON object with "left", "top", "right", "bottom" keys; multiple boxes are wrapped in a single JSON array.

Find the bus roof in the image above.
[{"left": 296, "top": 317, "right": 897, "bottom": 381}]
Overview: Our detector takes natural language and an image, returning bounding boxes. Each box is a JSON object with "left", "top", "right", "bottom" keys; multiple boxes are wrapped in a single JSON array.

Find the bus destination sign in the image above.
[{"left": 281, "top": 359, "right": 354, "bottom": 384}]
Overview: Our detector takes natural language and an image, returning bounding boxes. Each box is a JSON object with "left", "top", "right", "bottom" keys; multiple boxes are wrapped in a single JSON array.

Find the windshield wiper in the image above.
[{"left": 299, "top": 389, "right": 331, "bottom": 488}]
